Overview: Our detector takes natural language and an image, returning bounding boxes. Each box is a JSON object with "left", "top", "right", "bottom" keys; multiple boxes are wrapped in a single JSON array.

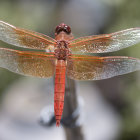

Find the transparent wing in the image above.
[
  {"left": 0, "top": 20, "right": 56, "bottom": 50},
  {"left": 0, "top": 48, "right": 56, "bottom": 78},
  {"left": 67, "top": 55, "right": 140, "bottom": 80},
  {"left": 69, "top": 28, "right": 140, "bottom": 53}
]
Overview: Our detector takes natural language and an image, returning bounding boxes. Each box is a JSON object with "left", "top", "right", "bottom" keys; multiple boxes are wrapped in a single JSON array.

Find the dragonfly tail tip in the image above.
[{"left": 56, "top": 120, "right": 60, "bottom": 127}]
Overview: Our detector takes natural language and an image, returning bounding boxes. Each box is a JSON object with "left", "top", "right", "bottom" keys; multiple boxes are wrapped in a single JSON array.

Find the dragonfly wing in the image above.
[
  {"left": 0, "top": 48, "right": 56, "bottom": 78},
  {"left": 67, "top": 55, "right": 140, "bottom": 80},
  {"left": 69, "top": 28, "right": 140, "bottom": 53},
  {"left": 0, "top": 21, "right": 56, "bottom": 51}
]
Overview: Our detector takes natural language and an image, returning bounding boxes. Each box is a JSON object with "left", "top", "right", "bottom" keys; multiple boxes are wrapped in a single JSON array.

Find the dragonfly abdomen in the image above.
[{"left": 54, "top": 60, "right": 66, "bottom": 126}]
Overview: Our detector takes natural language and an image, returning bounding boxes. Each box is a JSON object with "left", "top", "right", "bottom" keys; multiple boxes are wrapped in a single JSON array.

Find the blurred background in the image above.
[{"left": 0, "top": 0, "right": 140, "bottom": 140}]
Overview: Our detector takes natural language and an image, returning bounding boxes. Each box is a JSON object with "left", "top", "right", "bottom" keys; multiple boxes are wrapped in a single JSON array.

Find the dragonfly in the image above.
[{"left": 0, "top": 20, "right": 140, "bottom": 126}]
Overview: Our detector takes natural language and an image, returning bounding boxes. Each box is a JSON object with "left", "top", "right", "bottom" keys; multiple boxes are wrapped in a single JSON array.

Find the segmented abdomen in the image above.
[{"left": 54, "top": 60, "right": 66, "bottom": 126}]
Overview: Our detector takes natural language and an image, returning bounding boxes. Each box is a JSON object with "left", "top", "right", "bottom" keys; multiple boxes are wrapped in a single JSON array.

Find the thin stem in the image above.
[{"left": 63, "top": 78, "right": 84, "bottom": 140}]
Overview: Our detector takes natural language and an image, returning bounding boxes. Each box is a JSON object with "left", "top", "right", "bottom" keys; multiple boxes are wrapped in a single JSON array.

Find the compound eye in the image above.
[
  {"left": 67, "top": 26, "right": 71, "bottom": 33},
  {"left": 55, "top": 26, "right": 62, "bottom": 34},
  {"left": 64, "top": 25, "right": 71, "bottom": 34}
]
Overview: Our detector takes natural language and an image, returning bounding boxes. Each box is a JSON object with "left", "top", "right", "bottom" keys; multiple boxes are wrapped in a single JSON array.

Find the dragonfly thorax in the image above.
[{"left": 54, "top": 40, "right": 71, "bottom": 60}]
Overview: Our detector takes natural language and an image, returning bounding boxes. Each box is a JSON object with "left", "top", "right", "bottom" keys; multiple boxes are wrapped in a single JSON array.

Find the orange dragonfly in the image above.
[{"left": 0, "top": 21, "right": 140, "bottom": 126}]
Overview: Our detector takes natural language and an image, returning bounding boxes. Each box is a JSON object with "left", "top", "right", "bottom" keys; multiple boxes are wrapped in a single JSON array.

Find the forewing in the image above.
[
  {"left": 69, "top": 28, "right": 140, "bottom": 53},
  {"left": 0, "top": 48, "right": 56, "bottom": 78},
  {"left": 0, "top": 20, "right": 56, "bottom": 50},
  {"left": 67, "top": 55, "right": 140, "bottom": 80}
]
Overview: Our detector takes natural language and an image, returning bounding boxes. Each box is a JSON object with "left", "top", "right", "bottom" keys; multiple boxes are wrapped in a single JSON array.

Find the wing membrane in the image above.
[
  {"left": 67, "top": 55, "right": 140, "bottom": 80},
  {"left": 0, "top": 48, "right": 56, "bottom": 78},
  {"left": 0, "top": 21, "right": 56, "bottom": 50},
  {"left": 69, "top": 28, "right": 140, "bottom": 53}
]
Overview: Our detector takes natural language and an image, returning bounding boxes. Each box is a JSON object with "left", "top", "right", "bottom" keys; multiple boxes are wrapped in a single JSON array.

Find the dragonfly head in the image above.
[{"left": 55, "top": 23, "right": 71, "bottom": 35}]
